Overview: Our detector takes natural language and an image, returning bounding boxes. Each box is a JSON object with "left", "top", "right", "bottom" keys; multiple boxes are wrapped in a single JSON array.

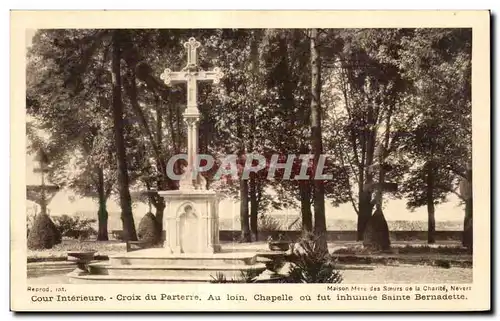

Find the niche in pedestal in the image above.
[
  {"left": 178, "top": 204, "right": 199, "bottom": 254},
  {"left": 160, "top": 190, "right": 221, "bottom": 254}
]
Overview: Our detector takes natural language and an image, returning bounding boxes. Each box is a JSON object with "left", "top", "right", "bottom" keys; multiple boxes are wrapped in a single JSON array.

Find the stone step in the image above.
[
  {"left": 27, "top": 261, "right": 77, "bottom": 277},
  {"left": 88, "top": 262, "right": 266, "bottom": 279},
  {"left": 109, "top": 248, "right": 259, "bottom": 267},
  {"left": 28, "top": 261, "right": 76, "bottom": 268},
  {"left": 28, "top": 267, "right": 76, "bottom": 278},
  {"left": 69, "top": 275, "right": 220, "bottom": 284}
]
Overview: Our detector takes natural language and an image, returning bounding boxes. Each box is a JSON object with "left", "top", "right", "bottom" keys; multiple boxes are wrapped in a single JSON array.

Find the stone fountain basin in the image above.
[
  {"left": 67, "top": 251, "right": 96, "bottom": 262},
  {"left": 268, "top": 241, "right": 291, "bottom": 252}
]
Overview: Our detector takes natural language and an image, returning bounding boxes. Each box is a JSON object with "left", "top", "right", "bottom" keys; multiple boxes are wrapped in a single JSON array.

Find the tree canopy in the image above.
[{"left": 26, "top": 28, "right": 472, "bottom": 246}]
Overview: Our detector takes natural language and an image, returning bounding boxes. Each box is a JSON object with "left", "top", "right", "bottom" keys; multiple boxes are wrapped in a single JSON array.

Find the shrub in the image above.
[
  {"left": 53, "top": 214, "right": 97, "bottom": 240},
  {"left": 284, "top": 232, "right": 343, "bottom": 284},
  {"left": 397, "top": 245, "right": 470, "bottom": 255},
  {"left": 210, "top": 272, "right": 230, "bottom": 283},
  {"left": 264, "top": 257, "right": 286, "bottom": 273},
  {"left": 49, "top": 216, "right": 62, "bottom": 244},
  {"left": 434, "top": 260, "right": 452, "bottom": 269},
  {"left": 137, "top": 212, "right": 161, "bottom": 245},
  {"left": 239, "top": 270, "right": 261, "bottom": 282},
  {"left": 363, "top": 209, "right": 391, "bottom": 251},
  {"left": 27, "top": 214, "right": 62, "bottom": 250}
]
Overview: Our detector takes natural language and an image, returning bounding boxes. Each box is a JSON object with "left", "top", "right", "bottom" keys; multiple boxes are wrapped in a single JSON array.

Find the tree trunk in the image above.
[
  {"left": 363, "top": 153, "right": 391, "bottom": 251},
  {"left": 39, "top": 162, "right": 48, "bottom": 216},
  {"left": 249, "top": 173, "right": 258, "bottom": 241},
  {"left": 310, "top": 29, "right": 326, "bottom": 247},
  {"left": 96, "top": 166, "right": 109, "bottom": 241},
  {"left": 111, "top": 30, "right": 137, "bottom": 242},
  {"left": 247, "top": 32, "right": 260, "bottom": 242},
  {"left": 357, "top": 190, "right": 372, "bottom": 240},
  {"left": 426, "top": 161, "right": 436, "bottom": 244},
  {"left": 240, "top": 178, "right": 251, "bottom": 242},
  {"left": 463, "top": 163, "right": 473, "bottom": 249},
  {"left": 298, "top": 143, "right": 313, "bottom": 234},
  {"left": 299, "top": 180, "right": 313, "bottom": 233},
  {"left": 357, "top": 113, "right": 376, "bottom": 240},
  {"left": 363, "top": 208, "right": 391, "bottom": 251},
  {"left": 355, "top": 150, "right": 366, "bottom": 241},
  {"left": 235, "top": 64, "right": 250, "bottom": 242},
  {"left": 363, "top": 110, "right": 392, "bottom": 250},
  {"left": 154, "top": 175, "right": 168, "bottom": 232},
  {"left": 463, "top": 197, "right": 473, "bottom": 249},
  {"left": 155, "top": 198, "right": 165, "bottom": 231}
]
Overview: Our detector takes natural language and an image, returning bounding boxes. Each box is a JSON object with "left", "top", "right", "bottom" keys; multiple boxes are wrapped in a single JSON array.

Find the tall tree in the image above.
[
  {"left": 247, "top": 30, "right": 263, "bottom": 240},
  {"left": 26, "top": 30, "right": 119, "bottom": 240},
  {"left": 204, "top": 29, "right": 270, "bottom": 242},
  {"left": 259, "top": 29, "right": 314, "bottom": 234},
  {"left": 195, "top": 29, "right": 251, "bottom": 241},
  {"left": 325, "top": 29, "right": 411, "bottom": 246},
  {"left": 310, "top": 29, "right": 327, "bottom": 245},
  {"left": 398, "top": 28, "right": 472, "bottom": 245},
  {"left": 461, "top": 162, "right": 472, "bottom": 249},
  {"left": 120, "top": 29, "right": 206, "bottom": 229},
  {"left": 111, "top": 30, "right": 137, "bottom": 241}
]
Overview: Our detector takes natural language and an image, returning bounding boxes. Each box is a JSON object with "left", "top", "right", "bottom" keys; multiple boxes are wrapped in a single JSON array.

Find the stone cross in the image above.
[
  {"left": 33, "top": 148, "right": 50, "bottom": 215},
  {"left": 160, "top": 37, "right": 224, "bottom": 190},
  {"left": 364, "top": 146, "right": 398, "bottom": 207}
]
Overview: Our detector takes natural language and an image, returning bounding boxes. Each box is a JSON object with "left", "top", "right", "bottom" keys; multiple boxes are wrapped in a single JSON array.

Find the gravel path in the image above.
[
  {"left": 28, "top": 264, "right": 471, "bottom": 285},
  {"left": 340, "top": 265, "right": 472, "bottom": 284}
]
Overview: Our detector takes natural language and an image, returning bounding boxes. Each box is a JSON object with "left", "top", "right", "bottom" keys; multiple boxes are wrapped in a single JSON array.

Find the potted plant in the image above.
[{"left": 268, "top": 234, "right": 291, "bottom": 251}]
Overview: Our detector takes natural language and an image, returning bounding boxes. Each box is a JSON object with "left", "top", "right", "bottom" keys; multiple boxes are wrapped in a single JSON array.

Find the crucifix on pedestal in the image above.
[
  {"left": 160, "top": 37, "right": 224, "bottom": 191},
  {"left": 158, "top": 37, "right": 223, "bottom": 254}
]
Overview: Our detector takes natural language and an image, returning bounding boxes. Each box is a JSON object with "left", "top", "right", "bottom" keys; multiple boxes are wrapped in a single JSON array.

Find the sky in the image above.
[{"left": 24, "top": 29, "right": 465, "bottom": 222}]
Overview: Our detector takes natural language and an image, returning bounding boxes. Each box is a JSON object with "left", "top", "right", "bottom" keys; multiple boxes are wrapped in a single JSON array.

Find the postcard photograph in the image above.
[{"left": 10, "top": 10, "right": 490, "bottom": 312}]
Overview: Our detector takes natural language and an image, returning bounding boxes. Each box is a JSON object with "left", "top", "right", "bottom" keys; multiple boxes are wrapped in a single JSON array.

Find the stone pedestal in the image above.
[
  {"left": 66, "top": 38, "right": 269, "bottom": 285},
  {"left": 66, "top": 251, "right": 95, "bottom": 276},
  {"left": 158, "top": 189, "right": 221, "bottom": 254}
]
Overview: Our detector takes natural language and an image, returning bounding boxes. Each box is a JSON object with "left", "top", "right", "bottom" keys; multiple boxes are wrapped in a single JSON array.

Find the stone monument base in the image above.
[
  {"left": 68, "top": 248, "right": 266, "bottom": 284},
  {"left": 158, "top": 189, "right": 222, "bottom": 254}
]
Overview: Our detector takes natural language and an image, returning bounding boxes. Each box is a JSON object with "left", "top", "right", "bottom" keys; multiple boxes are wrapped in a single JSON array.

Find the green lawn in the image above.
[
  {"left": 28, "top": 239, "right": 126, "bottom": 262},
  {"left": 28, "top": 239, "right": 469, "bottom": 262},
  {"left": 27, "top": 239, "right": 472, "bottom": 284}
]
